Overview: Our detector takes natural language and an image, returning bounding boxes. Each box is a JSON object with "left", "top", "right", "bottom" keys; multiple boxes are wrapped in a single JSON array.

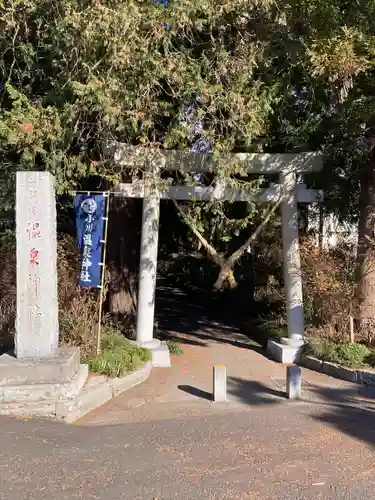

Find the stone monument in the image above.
[
  {"left": 16, "top": 170, "right": 59, "bottom": 357},
  {"left": 0, "top": 171, "right": 88, "bottom": 412}
]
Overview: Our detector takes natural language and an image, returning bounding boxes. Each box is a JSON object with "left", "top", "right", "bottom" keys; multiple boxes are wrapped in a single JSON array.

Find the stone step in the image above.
[
  {"left": 0, "top": 362, "right": 152, "bottom": 422},
  {"left": 0, "top": 364, "right": 88, "bottom": 403},
  {"left": 0, "top": 347, "right": 80, "bottom": 385}
]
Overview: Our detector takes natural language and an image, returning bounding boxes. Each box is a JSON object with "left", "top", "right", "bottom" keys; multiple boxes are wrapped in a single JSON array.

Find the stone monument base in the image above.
[
  {"left": 267, "top": 338, "right": 305, "bottom": 364},
  {"left": 0, "top": 347, "right": 88, "bottom": 403},
  {"left": 0, "top": 360, "right": 152, "bottom": 423}
]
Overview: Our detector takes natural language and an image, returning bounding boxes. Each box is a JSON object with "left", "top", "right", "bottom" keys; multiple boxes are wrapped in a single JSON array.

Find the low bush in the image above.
[
  {"left": 301, "top": 241, "right": 354, "bottom": 342},
  {"left": 305, "top": 337, "right": 375, "bottom": 368},
  {"left": 0, "top": 238, "right": 16, "bottom": 353},
  {"left": 59, "top": 292, "right": 99, "bottom": 357},
  {"left": 251, "top": 236, "right": 355, "bottom": 345},
  {"left": 167, "top": 340, "right": 184, "bottom": 356},
  {"left": 85, "top": 328, "right": 152, "bottom": 377},
  {"left": 253, "top": 317, "right": 287, "bottom": 341},
  {"left": 57, "top": 234, "right": 100, "bottom": 356}
]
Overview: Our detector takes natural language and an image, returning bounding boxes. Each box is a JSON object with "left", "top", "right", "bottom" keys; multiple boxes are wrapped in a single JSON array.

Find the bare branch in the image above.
[
  {"left": 172, "top": 199, "right": 224, "bottom": 267},
  {"left": 213, "top": 197, "right": 282, "bottom": 290}
]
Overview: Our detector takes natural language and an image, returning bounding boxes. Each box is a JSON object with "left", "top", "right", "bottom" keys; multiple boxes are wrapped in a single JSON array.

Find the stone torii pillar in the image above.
[
  {"left": 136, "top": 164, "right": 161, "bottom": 347},
  {"left": 135, "top": 160, "right": 171, "bottom": 367},
  {"left": 107, "top": 145, "right": 323, "bottom": 364},
  {"left": 280, "top": 170, "right": 304, "bottom": 342}
]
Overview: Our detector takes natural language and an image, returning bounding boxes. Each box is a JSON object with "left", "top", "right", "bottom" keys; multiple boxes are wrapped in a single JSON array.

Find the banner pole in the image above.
[{"left": 96, "top": 193, "right": 110, "bottom": 355}]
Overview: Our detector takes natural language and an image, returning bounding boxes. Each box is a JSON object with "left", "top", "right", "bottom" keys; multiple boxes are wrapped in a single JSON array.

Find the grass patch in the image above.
[
  {"left": 304, "top": 338, "right": 375, "bottom": 368},
  {"left": 258, "top": 318, "right": 287, "bottom": 341},
  {"left": 84, "top": 328, "right": 152, "bottom": 378},
  {"left": 167, "top": 340, "right": 184, "bottom": 356},
  {"left": 245, "top": 316, "right": 287, "bottom": 347}
]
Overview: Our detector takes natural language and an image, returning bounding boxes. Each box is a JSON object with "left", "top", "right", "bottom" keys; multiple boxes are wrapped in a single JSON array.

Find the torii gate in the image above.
[{"left": 107, "top": 144, "right": 322, "bottom": 364}]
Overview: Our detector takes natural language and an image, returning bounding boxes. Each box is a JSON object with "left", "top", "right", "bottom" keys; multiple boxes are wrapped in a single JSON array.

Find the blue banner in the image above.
[{"left": 74, "top": 194, "right": 106, "bottom": 288}]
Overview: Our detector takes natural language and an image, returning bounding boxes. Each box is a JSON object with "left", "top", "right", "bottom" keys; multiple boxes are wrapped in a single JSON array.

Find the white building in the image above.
[{"left": 308, "top": 203, "right": 357, "bottom": 250}]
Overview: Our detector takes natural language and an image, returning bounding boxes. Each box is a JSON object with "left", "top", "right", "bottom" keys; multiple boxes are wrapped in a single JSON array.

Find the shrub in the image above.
[
  {"left": 301, "top": 240, "right": 354, "bottom": 342},
  {"left": 252, "top": 235, "right": 356, "bottom": 344},
  {"left": 86, "top": 328, "right": 152, "bottom": 377},
  {"left": 59, "top": 292, "right": 99, "bottom": 357},
  {"left": 305, "top": 337, "right": 340, "bottom": 363},
  {"left": 0, "top": 241, "right": 16, "bottom": 353},
  {"left": 0, "top": 301, "right": 15, "bottom": 354},
  {"left": 306, "top": 337, "right": 374, "bottom": 368},
  {"left": 57, "top": 234, "right": 101, "bottom": 356},
  {"left": 335, "top": 343, "right": 372, "bottom": 367}
]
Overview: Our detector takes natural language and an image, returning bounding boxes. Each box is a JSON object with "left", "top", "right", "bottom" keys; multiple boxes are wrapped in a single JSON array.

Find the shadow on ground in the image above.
[
  {"left": 178, "top": 385, "right": 213, "bottom": 401},
  {"left": 155, "top": 277, "right": 266, "bottom": 355},
  {"left": 178, "top": 378, "right": 286, "bottom": 404},
  {"left": 227, "top": 377, "right": 286, "bottom": 403},
  {"left": 306, "top": 384, "right": 375, "bottom": 448},
  {"left": 230, "top": 378, "right": 375, "bottom": 449},
  {"left": 156, "top": 276, "right": 375, "bottom": 448},
  {"left": 176, "top": 374, "right": 375, "bottom": 448}
]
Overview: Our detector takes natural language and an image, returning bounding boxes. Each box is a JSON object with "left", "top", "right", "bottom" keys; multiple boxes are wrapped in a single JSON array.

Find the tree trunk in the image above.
[
  {"left": 106, "top": 197, "right": 141, "bottom": 322},
  {"left": 355, "top": 163, "right": 375, "bottom": 331}
]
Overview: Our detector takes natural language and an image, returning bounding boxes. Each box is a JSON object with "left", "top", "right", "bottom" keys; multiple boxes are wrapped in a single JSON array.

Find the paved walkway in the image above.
[
  {"left": 1, "top": 281, "right": 375, "bottom": 498},
  {"left": 80, "top": 280, "right": 375, "bottom": 425}
]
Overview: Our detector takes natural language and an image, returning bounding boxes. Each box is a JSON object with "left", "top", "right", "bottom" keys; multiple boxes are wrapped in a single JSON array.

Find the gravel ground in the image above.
[
  {"left": 1, "top": 399, "right": 375, "bottom": 500},
  {"left": 2, "top": 279, "right": 374, "bottom": 499}
]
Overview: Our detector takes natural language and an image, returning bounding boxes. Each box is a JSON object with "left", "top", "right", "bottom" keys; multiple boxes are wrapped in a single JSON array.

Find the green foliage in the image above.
[
  {"left": 0, "top": 230, "right": 15, "bottom": 250},
  {"left": 167, "top": 340, "right": 184, "bottom": 356},
  {"left": 335, "top": 343, "right": 372, "bottom": 367},
  {"left": 85, "top": 328, "right": 152, "bottom": 378},
  {"left": 1, "top": 0, "right": 374, "bottom": 253},
  {"left": 253, "top": 317, "right": 287, "bottom": 341},
  {"left": 305, "top": 337, "right": 340, "bottom": 363},
  {"left": 0, "top": 0, "right": 279, "bottom": 183},
  {"left": 0, "top": 0, "right": 293, "bottom": 252},
  {"left": 306, "top": 338, "right": 374, "bottom": 368},
  {"left": 2, "top": 0, "right": 375, "bottom": 316},
  {"left": 269, "top": 1, "right": 375, "bottom": 222}
]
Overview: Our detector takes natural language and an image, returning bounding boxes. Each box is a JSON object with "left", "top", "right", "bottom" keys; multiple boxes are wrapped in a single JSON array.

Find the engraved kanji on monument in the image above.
[{"left": 16, "top": 171, "right": 59, "bottom": 358}]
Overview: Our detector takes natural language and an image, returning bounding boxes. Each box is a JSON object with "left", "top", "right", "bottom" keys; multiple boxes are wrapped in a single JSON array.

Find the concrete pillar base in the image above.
[
  {"left": 280, "top": 337, "right": 304, "bottom": 348},
  {"left": 136, "top": 338, "right": 161, "bottom": 349},
  {"left": 133, "top": 339, "right": 171, "bottom": 368},
  {"left": 267, "top": 338, "right": 304, "bottom": 364}
]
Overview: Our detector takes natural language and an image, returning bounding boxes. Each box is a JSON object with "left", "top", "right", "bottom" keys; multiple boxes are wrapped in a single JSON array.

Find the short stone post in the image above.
[
  {"left": 286, "top": 365, "right": 302, "bottom": 399},
  {"left": 213, "top": 365, "right": 227, "bottom": 402},
  {"left": 16, "top": 171, "right": 59, "bottom": 358}
]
